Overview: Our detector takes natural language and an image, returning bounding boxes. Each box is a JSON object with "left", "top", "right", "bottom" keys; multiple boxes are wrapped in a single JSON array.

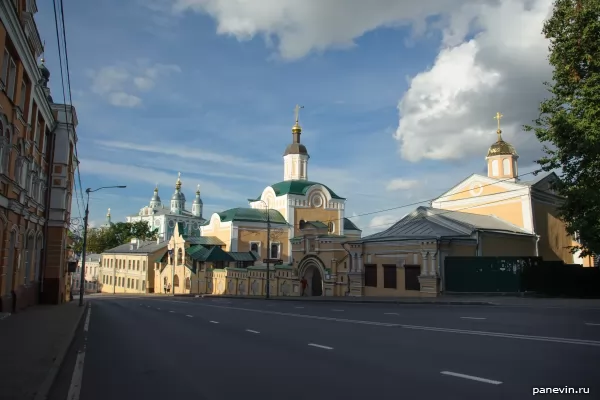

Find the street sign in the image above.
[{"left": 263, "top": 259, "right": 283, "bottom": 265}]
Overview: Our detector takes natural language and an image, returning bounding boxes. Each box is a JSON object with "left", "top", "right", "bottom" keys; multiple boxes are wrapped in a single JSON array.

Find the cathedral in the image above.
[
  {"left": 155, "top": 106, "right": 362, "bottom": 297},
  {"left": 126, "top": 174, "right": 205, "bottom": 241}
]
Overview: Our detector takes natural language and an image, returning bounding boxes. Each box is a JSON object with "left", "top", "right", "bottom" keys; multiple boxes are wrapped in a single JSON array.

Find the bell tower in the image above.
[
  {"left": 486, "top": 112, "right": 519, "bottom": 181},
  {"left": 283, "top": 104, "right": 309, "bottom": 181}
]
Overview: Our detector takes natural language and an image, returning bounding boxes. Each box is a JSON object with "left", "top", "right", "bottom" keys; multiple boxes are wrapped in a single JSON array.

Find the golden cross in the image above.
[
  {"left": 494, "top": 112, "right": 503, "bottom": 130},
  {"left": 294, "top": 104, "right": 304, "bottom": 124}
]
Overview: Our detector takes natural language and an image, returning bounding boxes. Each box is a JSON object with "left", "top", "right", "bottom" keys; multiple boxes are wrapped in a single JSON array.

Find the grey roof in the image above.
[
  {"left": 103, "top": 240, "right": 169, "bottom": 254},
  {"left": 85, "top": 254, "right": 102, "bottom": 262},
  {"left": 360, "top": 206, "right": 532, "bottom": 242},
  {"left": 171, "top": 191, "right": 186, "bottom": 201}
]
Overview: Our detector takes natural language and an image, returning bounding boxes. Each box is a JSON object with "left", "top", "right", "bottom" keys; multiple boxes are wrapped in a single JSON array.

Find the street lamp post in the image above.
[
  {"left": 79, "top": 185, "right": 127, "bottom": 306},
  {"left": 257, "top": 200, "right": 271, "bottom": 299}
]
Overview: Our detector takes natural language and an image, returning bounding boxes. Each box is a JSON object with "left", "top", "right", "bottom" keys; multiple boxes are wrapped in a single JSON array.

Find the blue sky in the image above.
[{"left": 34, "top": 0, "right": 554, "bottom": 234}]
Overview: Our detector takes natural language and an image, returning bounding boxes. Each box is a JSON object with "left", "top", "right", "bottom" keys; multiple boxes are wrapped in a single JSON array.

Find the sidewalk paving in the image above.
[{"left": 0, "top": 300, "right": 87, "bottom": 400}]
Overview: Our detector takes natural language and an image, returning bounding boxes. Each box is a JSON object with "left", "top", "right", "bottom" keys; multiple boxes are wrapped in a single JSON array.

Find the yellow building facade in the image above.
[
  {"left": 155, "top": 107, "right": 362, "bottom": 297},
  {"left": 99, "top": 239, "right": 168, "bottom": 294}
]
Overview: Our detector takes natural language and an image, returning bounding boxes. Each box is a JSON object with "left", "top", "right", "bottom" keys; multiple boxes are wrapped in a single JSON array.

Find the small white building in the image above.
[
  {"left": 127, "top": 173, "right": 205, "bottom": 242},
  {"left": 73, "top": 254, "right": 102, "bottom": 293}
]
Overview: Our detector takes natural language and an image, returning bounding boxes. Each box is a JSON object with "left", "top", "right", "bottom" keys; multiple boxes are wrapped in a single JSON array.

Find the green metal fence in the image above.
[{"left": 444, "top": 256, "right": 539, "bottom": 293}]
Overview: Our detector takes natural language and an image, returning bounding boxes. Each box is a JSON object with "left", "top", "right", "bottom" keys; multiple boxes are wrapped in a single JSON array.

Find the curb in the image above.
[
  {"left": 186, "top": 295, "right": 496, "bottom": 306},
  {"left": 34, "top": 302, "right": 88, "bottom": 400}
]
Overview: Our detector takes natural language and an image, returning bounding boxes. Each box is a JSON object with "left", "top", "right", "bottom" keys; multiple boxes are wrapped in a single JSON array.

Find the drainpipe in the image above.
[
  {"left": 39, "top": 127, "right": 57, "bottom": 301},
  {"left": 474, "top": 230, "right": 481, "bottom": 256},
  {"left": 535, "top": 235, "right": 540, "bottom": 257}
]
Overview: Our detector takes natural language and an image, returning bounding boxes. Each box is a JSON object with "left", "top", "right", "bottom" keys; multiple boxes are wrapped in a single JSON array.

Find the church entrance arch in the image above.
[{"left": 298, "top": 257, "right": 325, "bottom": 297}]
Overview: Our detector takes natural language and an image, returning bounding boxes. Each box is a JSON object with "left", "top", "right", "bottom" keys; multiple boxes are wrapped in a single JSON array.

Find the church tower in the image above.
[
  {"left": 192, "top": 184, "right": 203, "bottom": 218},
  {"left": 486, "top": 112, "right": 519, "bottom": 181},
  {"left": 170, "top": 173, "right": 186, "bottom": 214},
  {"left": 283, "top": 104, "right": 309, "bottom": 181},
  {"left": 106, "top": 208, "right": 111, "bottom": 225},
  {"left": 150, "top": 184, "right": 162, "bottom": 208}
]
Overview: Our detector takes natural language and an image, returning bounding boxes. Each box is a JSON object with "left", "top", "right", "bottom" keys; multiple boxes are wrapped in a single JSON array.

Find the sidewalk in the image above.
[
  {"left": 187, "top": 294, "right": 600, "bottom": 308},
  {"left": 0, "top": 300, "right": 87, "bottom": 400}
]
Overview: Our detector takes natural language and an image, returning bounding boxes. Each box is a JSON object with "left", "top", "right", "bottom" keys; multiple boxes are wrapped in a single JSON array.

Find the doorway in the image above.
[{"left": 304, "top": 264, "right": 323, "bottom": 296}]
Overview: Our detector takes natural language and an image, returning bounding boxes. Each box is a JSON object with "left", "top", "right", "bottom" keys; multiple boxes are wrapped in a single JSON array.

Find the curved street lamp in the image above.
[{"left": 79, "top": 185, "right": 127, "bottom": 306}]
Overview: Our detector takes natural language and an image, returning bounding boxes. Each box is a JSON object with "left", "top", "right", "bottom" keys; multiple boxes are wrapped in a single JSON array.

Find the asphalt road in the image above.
[{"left": 50, "top": 296, "right": 600, "bottom": 400}]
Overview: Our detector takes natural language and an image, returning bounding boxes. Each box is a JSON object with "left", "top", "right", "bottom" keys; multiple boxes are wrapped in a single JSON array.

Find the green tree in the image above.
[
  {"left": 84, "top": 221, "right": 158, "bottom": 254},
  {"left": 525, "top": 0, "right": 600, "bottom": 257}
]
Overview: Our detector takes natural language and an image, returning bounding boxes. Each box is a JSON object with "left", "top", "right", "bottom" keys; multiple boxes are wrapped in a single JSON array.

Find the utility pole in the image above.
[
  {"left": 266, "top": 204, "right": 271, "bottom": 299},
  {"left": 79, "top": 185, "right": 127, "bottom": 306}
]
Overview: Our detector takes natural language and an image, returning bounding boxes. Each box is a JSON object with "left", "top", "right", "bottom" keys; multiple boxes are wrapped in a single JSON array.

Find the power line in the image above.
[
  {"left": 52, "top": 0, "right": 85, "bottom": 220},
  {"left": 231, "top": 169, "right": 545, "bottom": 242}
]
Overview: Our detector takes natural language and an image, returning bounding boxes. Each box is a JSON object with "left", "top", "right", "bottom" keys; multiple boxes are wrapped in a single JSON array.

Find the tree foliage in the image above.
[
  {"left": 525, "top": 0, "right": 600, "bottom": 257},
  {"left": 84, "top": 221, "right": 158, "bottom": 255}
]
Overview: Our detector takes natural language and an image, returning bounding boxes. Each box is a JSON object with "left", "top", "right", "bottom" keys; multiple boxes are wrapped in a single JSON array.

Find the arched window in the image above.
[
  {"left": 250, "top": 242, "right": 259, "bottom": 253},
  {"left": 177, "top": 248, "right": 183, "bottom": 265},
  {"left": 299, "top": 220, "right": 306, "bottom": 230},
  {"left": 327, "top": 221, "right": 335, "bottom": 233},
  {"left": 174, "top": 274, "right": 180, "bottom": 287},
  {"left": 491, "top": 159, "right": 499, "bottom": 176},
  {"left": 163, "top": 276, "right": 167, "bottom": 285},
  {"left": 185, "top": 277, "right": 191, "bottom": 290},
  {"left": 25, "top": 233, "right": 34, "bottom": 284}
]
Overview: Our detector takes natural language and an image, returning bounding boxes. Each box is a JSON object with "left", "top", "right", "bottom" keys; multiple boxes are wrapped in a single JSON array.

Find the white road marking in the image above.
[
  {"left": 186, "top": 315, "right": 193, "bottom": 318},
  {"left": 460, "top": 317, "right": 486, "bottom": 320},
  {"left": 210, "top": 321, "right": 219, "bottom": 324},
  {"left": 157, "top": 308, "right": 161, "bottom": 310},
  {"left": 308, "top": 343, "right": 334, "bottom": 350},
  {"left": 246, "top": 329, "right": 260, "bottom": 334},
  {"left": 83, "top": 308, "right": 91, "bottom": 332},
  {"left": 384, "top": 312, "right": 399, "bottom": 315},
  {"left": 440, "top": 371, "right": 502, "bottom": 385},
  {"left": 66, "top": 306, "right": 92, "bottom": 400},
  {"left": 331, "top": 309, "right": 344, "bottom": 312},
  {"left": 169, "top": 311, "right": 175, "bottom": 313},
  {"left": 150, "top": 299, "right": 600, "bottom": 347},
  {"left": 585, "top": 322, "right": 600, "bottom": 326},
  {"left": 295, "top": 306, "right": 304, "bottom": 309}
]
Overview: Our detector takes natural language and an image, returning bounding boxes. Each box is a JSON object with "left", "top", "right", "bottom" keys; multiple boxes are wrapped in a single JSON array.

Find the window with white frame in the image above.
[
  {"left": 249, "top": 241, "right": 261, "bottom": 256},
  {"left": 7, "top": 58, "right": 16, "bottom": 102},
  {"left": 19, "top": 81, "right": 26, "bottom": 112},
  {"left": 270, "top": 242, "right": 281, "bottom": 259}
]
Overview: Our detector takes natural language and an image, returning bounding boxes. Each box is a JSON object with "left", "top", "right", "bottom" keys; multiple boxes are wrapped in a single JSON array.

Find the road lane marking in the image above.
[
  {"left": 83, "top": 308, "right": 91, "bottom": 332},
  {"left": 210, "top": 321, "right": 219, "bottom": 324},
  {"left": 186, "top": 315, "right": 193, "bottom": 318},
  {"left": 331, "top": 309, "right": 344, "bottom": 312},
  {"left": 169, "top": 311, "right": 175, "bottom": 313},
  {"left": 150, "top": 299, "right": 600, "bottom": 347},
  {"left": 157, "top": 308, "right": 161, "bottom": 310},
  {"left": 461, "top": 317, "right": 486, "bottom": 320},
  {"left": 585, "top": 323, "right": 600, "bottom": 326},
  {"left": 295, "top": 306, "right": 304, "bottom": 309},
  {"left": 66, "top": 306, "right": 92, "bottom": 400},
  {"left": 308, "top": 343, "right": 333, "bottom": 350},
  {"left": 384, "top": 312, "right": 399, "bottom": 315},
  {"left": 246, "top": 329, "right": 260, "bottom": 334},
  {"left": 440, "top": 371, "right": 502, "bottom": 385}
]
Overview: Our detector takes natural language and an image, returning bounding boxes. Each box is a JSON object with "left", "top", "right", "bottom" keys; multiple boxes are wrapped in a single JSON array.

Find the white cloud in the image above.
[
  {"left": 386, "top": 178, "right": 418, "bottom": 191},
  {"left": 78, "top": 159, "right": 245, "bottom": 202},
  {"left": 108, "top": 92, "right": 142, "bottom": 108},
  {"left": 88, "top": 61, "right": 181, "bottom": 107},
  {"left": 395, "top": 0, "right": 553, "bottom": 162}
]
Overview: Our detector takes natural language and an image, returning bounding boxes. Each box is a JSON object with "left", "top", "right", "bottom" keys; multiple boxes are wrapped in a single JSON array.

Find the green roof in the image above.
[
  {"left": 186, "top": 245, "right": 233, "bottom": 262},
  {"left": 229, "top": 251, "right": 259, "bottom": 262},
  {"left": 217, "top": 208, "right": 288, "bottom": 224},
  {"left": 250, "top": 180, "right": 345, "bottom": 201},
  {"left": 343, "top": 218, "right": 361, "bottom": 231},
  {"left": 305, "top": 221, "right": 328, "bottom": 229},
  {"left": 186, "top": 236, "right": 225, "bottom": 246}
]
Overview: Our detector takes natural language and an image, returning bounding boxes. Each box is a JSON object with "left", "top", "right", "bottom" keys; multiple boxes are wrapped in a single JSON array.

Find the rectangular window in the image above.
[
  {"left": 128, "top": 260, "right": 131, "bottom": 269},
  {"left": 1, "top": 49, "right": 9, "bottom": 84},
  {"left": 137, "top": 260, "right": 140, "bottom": 270},
  {"left": 19, "top": 81, "right": 26, "bottom": 111},
  {"left": 383, "top": 265, "right": 397, "bottom": 289},
  {"left": 7, "top": 58, "right": 16, "bottom": 101},
  {"left": 270, "top": 243, "right": 280, "bottom": 259},
  {"left": 142, "top": 281, "right": 146, "bottom": 291},
  {"left": 249, "top": 241, "right": 261, "bottom": 256},
  {"left": 404, "top": 265, "right": 421, "bottom": 291},
  {"left": 364, "top": 264, "right": 377, "bottom": 287},
  {"left": 143, "top": 261, "right": 146, "bottom": 272},
  {"left": 127, "top": 278, "right": 130, "bottom": 288}
]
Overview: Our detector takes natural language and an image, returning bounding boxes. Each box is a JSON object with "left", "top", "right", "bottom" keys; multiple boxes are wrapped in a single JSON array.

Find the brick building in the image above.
[{"left": 0, "top": 1, "right": 77, "bottom": 312}]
